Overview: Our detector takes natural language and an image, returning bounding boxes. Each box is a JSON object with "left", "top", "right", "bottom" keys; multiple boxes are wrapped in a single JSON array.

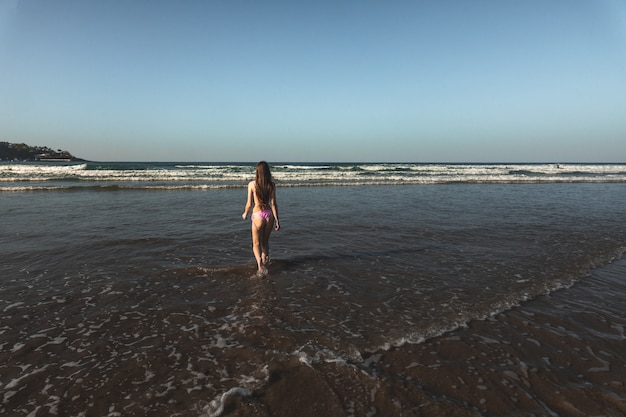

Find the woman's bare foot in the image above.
[{"left": 254, "top": 266, "right": 268, "bottom": 278}]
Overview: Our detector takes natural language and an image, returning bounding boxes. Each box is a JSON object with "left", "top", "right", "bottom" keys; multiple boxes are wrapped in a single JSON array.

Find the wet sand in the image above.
[
  {"left": 224, "top": 258, "right": 626, "bottom": 417},
  {"left": 2, "top": 261, "right": 624, "bottom": 417}
]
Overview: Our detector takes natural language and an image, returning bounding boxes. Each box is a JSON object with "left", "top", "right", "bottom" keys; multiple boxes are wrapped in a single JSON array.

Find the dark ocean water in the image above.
[{"left": 1, "top": 162, "right": 625, "bottom": 416}]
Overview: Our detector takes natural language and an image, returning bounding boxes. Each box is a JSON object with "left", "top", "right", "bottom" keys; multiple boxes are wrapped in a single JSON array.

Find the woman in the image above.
[{"left": 242, "top": 161, "right": 280, "bottom": 277}]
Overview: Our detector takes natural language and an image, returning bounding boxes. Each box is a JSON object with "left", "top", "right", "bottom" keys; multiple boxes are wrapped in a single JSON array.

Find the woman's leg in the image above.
[
  {"left": 251, "top": 217, "right": 265, "bottom": 273},
  {"left": 260, "top": 218, "right": 273, "bottom": 264}
]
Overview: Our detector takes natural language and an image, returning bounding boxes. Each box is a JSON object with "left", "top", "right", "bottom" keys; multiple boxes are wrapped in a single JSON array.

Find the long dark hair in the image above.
[{"left": 254, "top": 161, "right": 275, "bottom": 205}]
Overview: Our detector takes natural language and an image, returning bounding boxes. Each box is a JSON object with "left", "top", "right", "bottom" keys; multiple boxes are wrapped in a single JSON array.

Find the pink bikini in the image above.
[{"left": 252, "top": 209, "right": 272, "bottom": 221}]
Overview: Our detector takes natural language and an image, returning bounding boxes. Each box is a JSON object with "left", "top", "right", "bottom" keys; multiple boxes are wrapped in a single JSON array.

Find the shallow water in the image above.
[{"left": 1, "top": 164, "right": 625, "bottom": 416}]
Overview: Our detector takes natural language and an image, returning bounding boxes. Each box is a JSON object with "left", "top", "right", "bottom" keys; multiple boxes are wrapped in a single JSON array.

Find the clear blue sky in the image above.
[{"left": 1, "top": 0, "right": 625, "bottom": 162}]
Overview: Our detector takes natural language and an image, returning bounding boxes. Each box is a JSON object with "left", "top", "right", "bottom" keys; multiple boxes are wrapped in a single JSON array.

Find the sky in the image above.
[{"left": 0, "top": 0, "right": 625, "bottom": 162}]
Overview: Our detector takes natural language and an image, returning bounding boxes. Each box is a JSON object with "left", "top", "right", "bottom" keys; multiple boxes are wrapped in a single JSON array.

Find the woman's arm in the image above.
[
  {"left": 271, "top": 187, "right": 280, "bottom": 230},
  {"left": 242, "top": 182, "right": 254, "bottom": 220}
]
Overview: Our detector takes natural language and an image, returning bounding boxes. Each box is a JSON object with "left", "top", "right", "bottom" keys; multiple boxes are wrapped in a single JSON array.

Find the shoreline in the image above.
[{"left": 225, "top": 258, "right": 626, "bottom": 417}]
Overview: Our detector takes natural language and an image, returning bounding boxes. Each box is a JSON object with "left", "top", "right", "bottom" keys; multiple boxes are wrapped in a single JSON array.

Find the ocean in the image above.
[{"left": 1, "top": 162, "right": 625, "bottom": 416}]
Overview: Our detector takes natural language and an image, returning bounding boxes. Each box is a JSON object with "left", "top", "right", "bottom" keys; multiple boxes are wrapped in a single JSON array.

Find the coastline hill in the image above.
[{"left": 0, "top": 142, "right": 85, "bottom": 162}]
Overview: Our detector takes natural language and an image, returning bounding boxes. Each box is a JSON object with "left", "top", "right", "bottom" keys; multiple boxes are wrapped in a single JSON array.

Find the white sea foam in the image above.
[
  {"left": 3, "top": 302, "right": 24, "bottom": 311},
  {"left": 5, "top": 365, "right": 49, "bottom": 389},
  {"left": 202, "top": 387, "right": 252, "bottom": 417},
  {"left": 2, "top": 163, "right": 625, "bottom": 191}
]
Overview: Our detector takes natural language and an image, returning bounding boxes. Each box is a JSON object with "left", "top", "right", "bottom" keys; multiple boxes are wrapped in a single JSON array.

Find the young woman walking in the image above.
[{"left": 242, "top": 161, "right": 280, "bottom": 277}]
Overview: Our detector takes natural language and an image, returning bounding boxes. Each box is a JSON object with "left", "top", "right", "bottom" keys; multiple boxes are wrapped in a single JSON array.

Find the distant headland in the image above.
[{"left": 0, "top": 141, "right": 86, "bottom": 162}]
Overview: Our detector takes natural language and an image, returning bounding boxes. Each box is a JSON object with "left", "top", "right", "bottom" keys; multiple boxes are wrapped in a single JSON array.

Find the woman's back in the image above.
[{"left": 251, "top": 180, "right": 273, "bottom": 209}]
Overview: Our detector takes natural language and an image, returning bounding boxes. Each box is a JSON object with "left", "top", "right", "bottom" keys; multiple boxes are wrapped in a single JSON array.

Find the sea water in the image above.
[{"left": 1, "top": 162, "right": 625, "bottom": 416}]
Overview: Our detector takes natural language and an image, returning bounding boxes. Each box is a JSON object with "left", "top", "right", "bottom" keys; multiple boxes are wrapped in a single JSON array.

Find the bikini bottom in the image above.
[{"left": 252, "top": 209, "right": 272, "bottom": 222}]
